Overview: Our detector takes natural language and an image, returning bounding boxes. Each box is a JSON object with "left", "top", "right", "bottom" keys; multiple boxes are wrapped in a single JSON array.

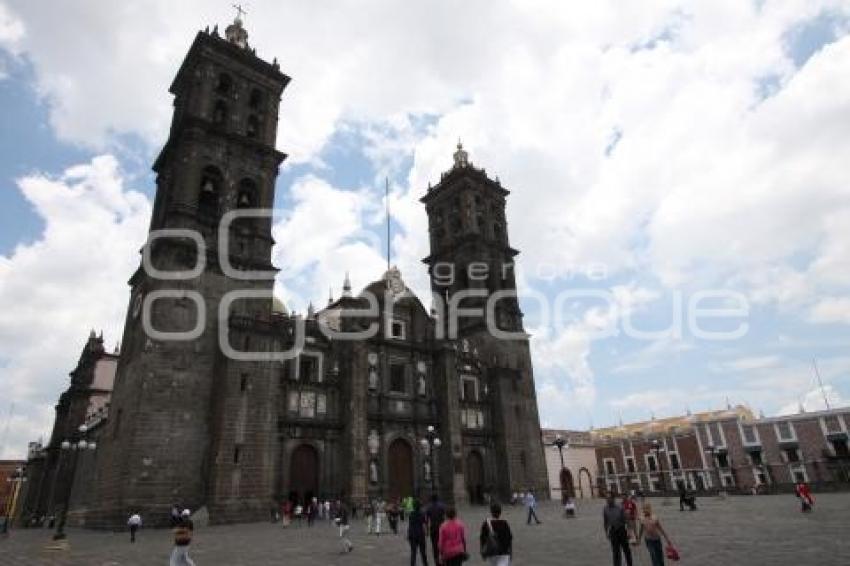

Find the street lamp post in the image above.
[
  {"left": 650, "top": 439, "right": 669, "bottom": 504},
  {"left": 552, "top": 435, "right": 569, "bottom": 501},
  {"left": 2, "top": 466, "right": 26, "bottom": 533},
  {"left": 53, "top": 424, "right": 96, "bottom": 541},
  {"left": 420, "top": 425, "right": 442, "bottom": 498}
]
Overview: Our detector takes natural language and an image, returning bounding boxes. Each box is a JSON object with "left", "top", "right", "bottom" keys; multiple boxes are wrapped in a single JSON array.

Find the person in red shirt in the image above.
[
  {"left": 795, "top": 481, "right": 814, "bottom": 512},
  {"left": 438, "top": 507, "right": 468, "bottom": 566},
  {"left": 621, "top": 494, "right": 637, "bottom": 542}
]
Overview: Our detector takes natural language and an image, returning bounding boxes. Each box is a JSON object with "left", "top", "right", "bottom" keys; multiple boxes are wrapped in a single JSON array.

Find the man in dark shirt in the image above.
[
  {"left": 408, "top": 499, "right": 428, "bottom": 566},
  {"left": 425, "top": 495, "right": 446, "bottom": 565},
  {"left": 602, "top": 495, "right": 633, "bottom": 566}
]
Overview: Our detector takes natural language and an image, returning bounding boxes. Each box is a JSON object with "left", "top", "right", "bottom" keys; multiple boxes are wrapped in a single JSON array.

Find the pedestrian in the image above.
[
  {"left": 524, "top": 490, "right": 541, "bottom": 525},
  {"left": 408, "top": 499, "right": 428, "bottom": 566},
  {"left": 334, "top": 499, "right": 354, "bottom": 553},
  {"left": 622, "top": 493, "right": 637, "bottom": 542},
  {"left": 480, "top": 501, "right": 512, "bottom": 565},
  {"left": 438, "top": 506, "right": 468, "bottom": 566},
  {"left": 636, "top": 503, "right": 675, "bottom": 566},
  {"left": 795, "top": 480, "right": 814, "bottom": 512},
  {"left": 170, "top": 509, "right": 195, "bottom": 566},
  {"left": 375, "top": 499, "right": 386, "bottom": 535},
  {"left": 564, "top": 497, "right": 576, "bottom": 518},
  {"left": 603, "top": 494, "right": 633, "bottom": 566},
  {"left": 426, "top": 494, "right": 446, "bottom": 565},
  {"left": 127, "top": 512, "right": 142, "bottom": 543},
  {"left": 388, "top": 500, "right": 400, "bottom": 534}
]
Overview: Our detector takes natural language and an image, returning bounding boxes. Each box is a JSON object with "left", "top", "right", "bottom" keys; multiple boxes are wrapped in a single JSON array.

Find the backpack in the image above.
[{"left": 480, "top": 519, "right": 500, "bottom": 558}]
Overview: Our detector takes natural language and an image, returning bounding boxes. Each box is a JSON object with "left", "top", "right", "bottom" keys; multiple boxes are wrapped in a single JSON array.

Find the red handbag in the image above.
[{"left": 665, "top": 545, "right": 681, "bottom": 561}]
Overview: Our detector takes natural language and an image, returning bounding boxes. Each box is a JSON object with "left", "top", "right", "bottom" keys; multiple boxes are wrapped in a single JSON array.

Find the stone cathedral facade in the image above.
[{"left": 43, "top": 19, "right": 549, "bottom": 527}]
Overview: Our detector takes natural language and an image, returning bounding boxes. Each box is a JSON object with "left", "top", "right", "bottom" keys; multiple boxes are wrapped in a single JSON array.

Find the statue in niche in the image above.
[
  {"left": 369, "top": 369, "right": 379, "bottom": 391},
  {"left": 368, "top": 429, "right": 380, "bottom": 456},
  {"left": 423, "top": 460, "right": 431, "bottom": 483},
  {"left": 369, "top": 460, "right": 379, "bottom": 484},
  {"left": 418, "top": 373, "right": 427, "bottom": 397}
]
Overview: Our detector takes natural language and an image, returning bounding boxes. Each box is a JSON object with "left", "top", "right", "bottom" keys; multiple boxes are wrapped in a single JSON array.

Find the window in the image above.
[
  {"left": 213, "top": 100, "right": 228, "bottom": 126},
  {"left": 626, "top": 457, "right": 636, "bottom": 473},
  {"left": 249, "top": 88, "right": 263, "bottom": 109},
  {"left": 298, "top": 356, "right": 317, "bottom": 382},
  {"left": 669, "top": 453, "right": 681, "bottom": 470},
  {"left": 604, "top": 459, "right": 616, "bottom": 475},
  {"left": 461, "top": 376, "right": 478, "bottom": 402},
  {"left": 824, "top": 415, "right": 842, "bottom": 433},
  {"left": 832, "top": 439, "right": 849, "bottom": 457},
  {"left": 390, "top": 320, "right": 405, "bottom": 340},
  {"left": 741, "top": 425, "right": 758, "bottom": 444},
  {"left": 390, "top": 363, "right": 406, "bottom": 393},
  {"left": 199, "top": 166, "right": 222, "bottom": 217},
  {"left": 647, "top": 455, "right": 658, "bottom": 472},
  {"left": 246, "top": 114, "right": 260, "bottom": 138},
  {"left": 784, "top": 448, "right": 800, "bottom": 463},
  {"left": 237, "top": 179, "right": 257, "bottom": 209},
  {"left": 776, "top": 421, "right": 794, "bottom": 441},
  {"left": 493, "top": 222, "right": 502, "bottom": 240},
  {"left": 299, "top": 391, "right": 316, "bottom": 418},
  {"left": 750, "top": 451, "right": 763, "bottom": 466},
  {"left": 216, "top": 73, "right": 232, "bottom": 95},
  {"left": 717, "top": 453, "right": 730, "bottom": 468}
]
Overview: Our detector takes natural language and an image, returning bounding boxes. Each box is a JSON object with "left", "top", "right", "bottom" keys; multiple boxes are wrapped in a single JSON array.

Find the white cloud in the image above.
[
  {"left": 271, "top": 174, "right": 387, "bottom": 310},
  {"left": 0, "top": 155, "right": 150, "bottom": 459},
  {"left": 777, "top": 385, "right": 848, "bottom": 415},
  {"left": 809, "top": 297, "right": 850, "bottom": 324}
]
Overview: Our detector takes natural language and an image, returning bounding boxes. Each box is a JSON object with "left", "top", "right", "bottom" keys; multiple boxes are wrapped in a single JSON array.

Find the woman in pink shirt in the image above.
[{"left": 438, "top": 506, "right": 468, "bottom": 565}]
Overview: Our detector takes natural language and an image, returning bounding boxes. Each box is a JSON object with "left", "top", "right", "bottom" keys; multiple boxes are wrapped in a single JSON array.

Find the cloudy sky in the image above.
[{"left": 1, "top": 1, "right": 850, "bottom": 458}]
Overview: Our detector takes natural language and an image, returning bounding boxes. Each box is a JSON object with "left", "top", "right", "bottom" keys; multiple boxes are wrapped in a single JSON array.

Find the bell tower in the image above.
[
  {"left": 422, "top": 144, "right": 550, "bottom": 502},
  {"left": 89, "top": 17, "right": 290, "bottom": 526},
  {"left": 421, "top": 142, "right": 524, "bottom": 336}
]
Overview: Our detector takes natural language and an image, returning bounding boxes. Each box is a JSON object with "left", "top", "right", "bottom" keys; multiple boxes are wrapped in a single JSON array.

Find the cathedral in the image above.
[{"left": 22, "top": 17, "right": 549, "bottom": 527}]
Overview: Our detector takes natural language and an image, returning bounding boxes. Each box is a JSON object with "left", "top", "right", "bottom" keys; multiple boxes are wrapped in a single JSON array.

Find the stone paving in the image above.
[{"left": 0, "top": 493, "right": 847, "bottom": 565}]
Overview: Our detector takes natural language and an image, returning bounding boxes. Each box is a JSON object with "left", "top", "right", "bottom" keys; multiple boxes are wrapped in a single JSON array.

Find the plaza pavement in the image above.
[{"left": 0, "top": 493, "right": 846, "bottom": 565}]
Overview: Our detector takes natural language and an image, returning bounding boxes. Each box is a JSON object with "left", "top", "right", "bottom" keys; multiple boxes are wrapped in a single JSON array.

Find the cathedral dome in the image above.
[{"left": 272, "top": 296, "right": 287, "bottom": 314}]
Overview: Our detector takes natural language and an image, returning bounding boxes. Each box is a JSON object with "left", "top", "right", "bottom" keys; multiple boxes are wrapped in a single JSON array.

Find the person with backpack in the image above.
[
  {"left": 170, "top": 509, "right": 195, "bottom": 566},
  {"left": 480, "top": 501, "right": 512, "bottom": 565}
]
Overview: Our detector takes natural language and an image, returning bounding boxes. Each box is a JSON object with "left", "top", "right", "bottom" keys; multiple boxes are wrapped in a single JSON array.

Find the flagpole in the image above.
[{"left": 386, "top": 177, "right": 391, "bottom": 273}]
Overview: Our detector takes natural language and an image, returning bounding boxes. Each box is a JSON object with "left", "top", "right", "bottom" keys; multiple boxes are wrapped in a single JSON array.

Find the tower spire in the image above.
[
  {"left": 343, "top": 272, "right": 352, "bottom": 297},
  {"left": 453, "top": 139, "right": 469, "bottom": 168},
  {"left": 225, "top": 5, "right": 249, "bottom": 48}
]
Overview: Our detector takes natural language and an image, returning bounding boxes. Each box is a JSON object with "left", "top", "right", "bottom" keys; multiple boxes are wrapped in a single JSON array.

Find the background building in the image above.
[
  {"left": 541, "top": 429, "right": 597, "bottom": 501},
  {"left": 593, "top": 405, "right": 850, "bottom": 495}
]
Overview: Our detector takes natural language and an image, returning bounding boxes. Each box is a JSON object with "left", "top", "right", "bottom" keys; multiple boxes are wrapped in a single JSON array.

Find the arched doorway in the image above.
[
  {"left": 388, "top": 439, "right": 414, "bottom": 501},
  {"left": 560, "top": 468, "right": 575, "bottom": 501},
  {"left": 578, "top": 467, "right": 594, "bottom": 498},
  {"left": 289, "top": 444, "right": 319, "bottom": 504},
  {"left": 466, "top": 451, "right": 485, "bottom": 504}
]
